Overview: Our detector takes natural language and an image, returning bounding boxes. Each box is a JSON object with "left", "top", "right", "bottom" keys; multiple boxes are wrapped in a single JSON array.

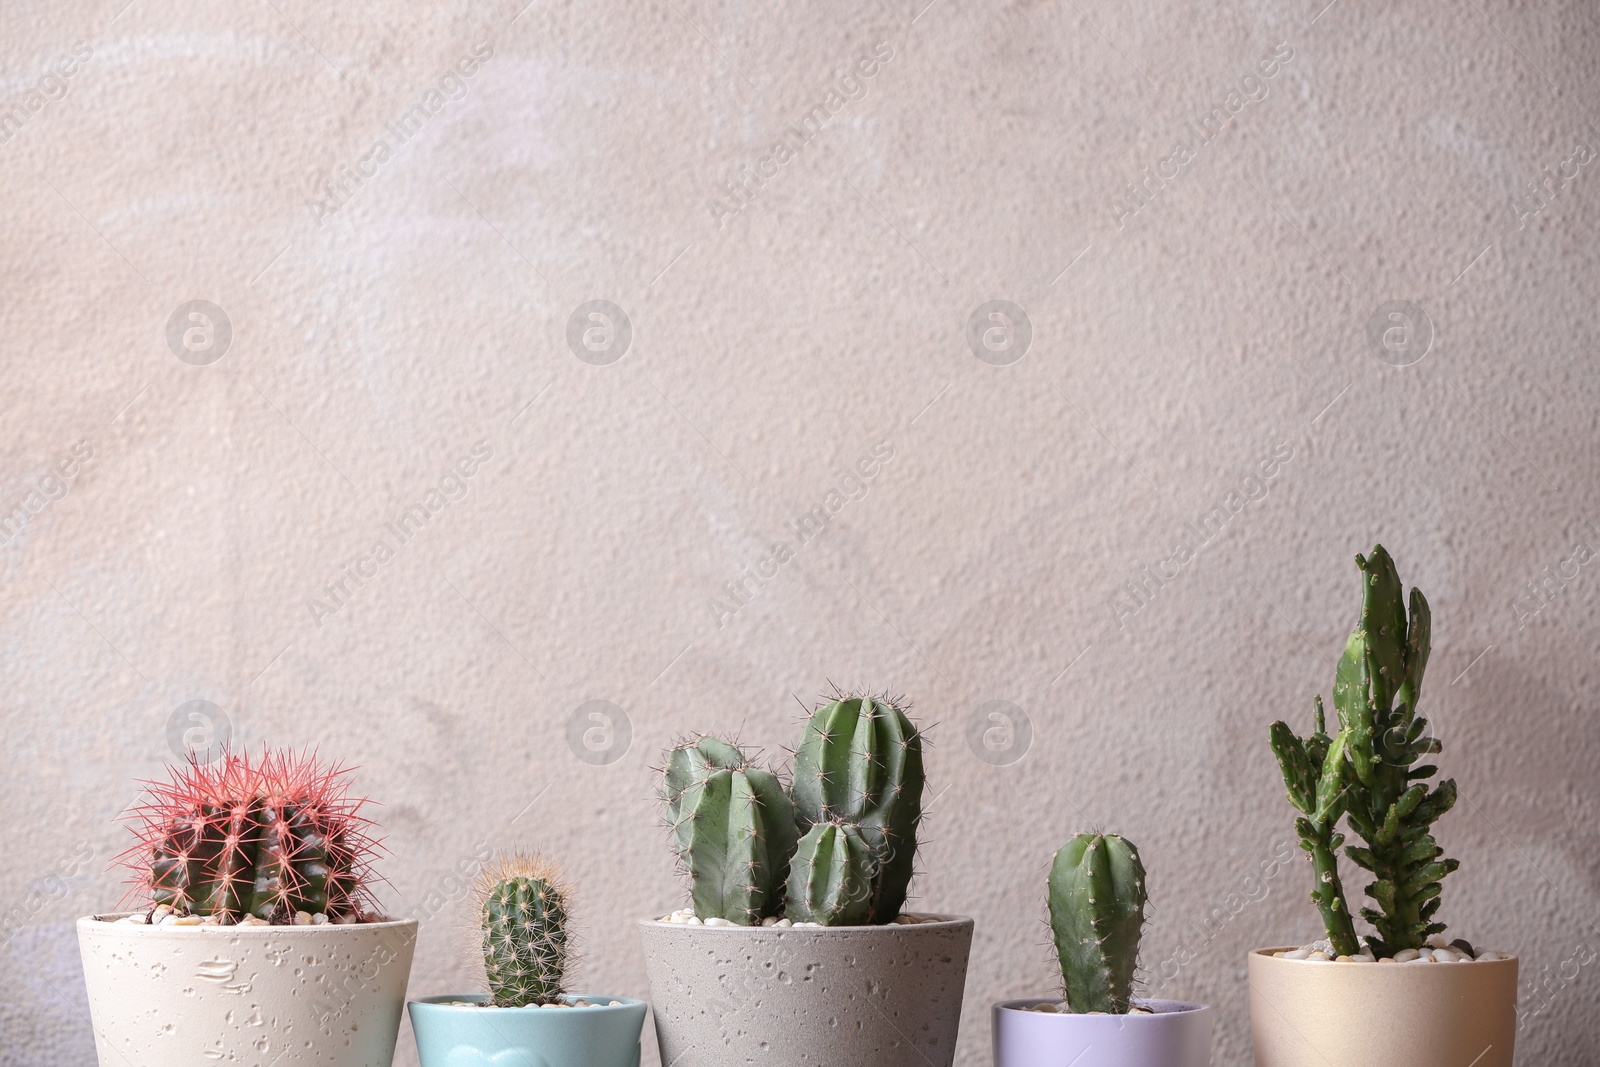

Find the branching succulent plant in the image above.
[
  {"left": 118, "top": 749, "right": 380, "bottom": 922},
  {"left": 475, "top": 853, "right": 573, "bottom": 1007},
  {"left": 1048, "top": 833, "right": 1147, "bottom": 1014},
  {"left": 657, "top": 689, "right": 926, "bottom": 927},
  {"left": 1270, "top": 545, "right": 1458, "bottom": 958}
]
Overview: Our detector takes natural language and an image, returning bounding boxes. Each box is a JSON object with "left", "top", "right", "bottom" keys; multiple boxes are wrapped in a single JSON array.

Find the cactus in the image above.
[
  {"left": 661, "top": 736, "right": 795, "bottom": 924},
  {"left": 119, "top": 749, "right": 379, "bottom": 922},
  {"left": 785, "top": 821, "right": 875, "bottom": 926},
  {"left": 1269, "top": 545, "right": 1458, "bottom": 958},
  {"left": 1048, "top": 833, "right": 1146, "bottom": 1014},
  {"left": 657, "top": 689, "right": 929, "bottom": 927},
  {"left": 477, "top": 853, "right": 572, "bottom": 1007},
  {"left": 790, "top": 693, "right": 924, "bottom": 923}
]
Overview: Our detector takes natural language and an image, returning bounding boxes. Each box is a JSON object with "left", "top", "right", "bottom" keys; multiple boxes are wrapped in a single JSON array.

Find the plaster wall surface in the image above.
[{"left": 0, "top": 1, "right": 1597, "bottom": 1064}]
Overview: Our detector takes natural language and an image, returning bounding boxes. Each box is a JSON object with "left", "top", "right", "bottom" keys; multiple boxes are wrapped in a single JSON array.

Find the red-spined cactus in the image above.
[{"left": 117, "top": 749, "right": 383, "bottom": 923}]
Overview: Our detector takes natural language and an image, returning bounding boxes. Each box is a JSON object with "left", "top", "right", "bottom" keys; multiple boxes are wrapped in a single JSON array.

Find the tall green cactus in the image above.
[
  {"left": 477, "top": 854, "right": 571, "bottom": 1007},
  {"left": 790, "top": 694, "right": 924, "bottom": 923},
  {"left": 662, "top": 736, "right": 795, "bottom": 924},
  {"left": 1269, "top": 545, "right": 1458, "bottom": 959},
  {"left": 1048, "top": 833, "right": 1146, "bottom": 1014},
  {"left": 785, "top": 821, "right": 875, "bottom": 926}
]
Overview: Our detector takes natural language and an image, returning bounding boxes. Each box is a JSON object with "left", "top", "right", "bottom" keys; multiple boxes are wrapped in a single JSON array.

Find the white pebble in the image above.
[
  {"left": 1427, "top": 935, "right": 1449, "bottom": 949},
  {"left": 1284, "top": 948, "right": 1312, "bottom": 960},
  {"left": 539, "top": 1002, "right": 559, "bottom": 1009},
  {"left": 1306, "top": 951, "right": 1331, "bottom": 962},
  {"left": 239, "top": 916, "right": 270, "bottom": 927},
  {"left": 703, "top": 917, "right": 734, "bottom": 927},
  {"left": 1353, "top": 953, "right": 1375, "bottom": 963},
  {"left": 153, "top": 904, "right": 174, "bottom": 918},
  {"left": 1477, "top": 951, "right": 1504, "bottom": 961},
  {"left": 312, "top": 913, "right": 328, "bottom": 925},
  {"left": 158, "top": 914, "right": 179, "bottom": 926},
  {"left": 293, "top": 911, "right": 313, "bottom": 926},
  {"left": 760, "top": 917, "right": 778, "bottom": 927},
  {"left": 1432, "top": 948, "right": 1458, "bottom": 963},
  {"left": 608, "top": 1000, "right": 621, "bottom": 1006},
  {"left": 1392, "top": 949, "right": 1420, "bottom": 962},
  {"left": 171, "top": 915, "right": 203, "bottom": 926},
  {"left": 775, "top": 918, "right": 792, "bottom": 927},
  {"left": 793, "top": 921, "right": 822, "bottom": 928}
]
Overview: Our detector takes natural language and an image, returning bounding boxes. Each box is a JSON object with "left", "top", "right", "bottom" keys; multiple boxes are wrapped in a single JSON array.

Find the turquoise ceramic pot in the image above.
[{"left": 409, "top": 994, "right": 648, "bottom": 1067}]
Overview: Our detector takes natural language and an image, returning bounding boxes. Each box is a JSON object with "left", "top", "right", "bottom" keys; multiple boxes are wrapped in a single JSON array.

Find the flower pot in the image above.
[
  {"left": 992, "top": 998, "right": 1212, "bottom": 1067},
  {"left": 409, "top": 994, "right": 648, "bottom": 1067},
  {"left": 1247, "top": 947, "right": 1518, "bottom": 1067},
  {"left": 76, "top": 913, "right": 416, "bottom": 1067},
  {"left": 638, "top": 914, "right": 974, "bottom": 1067}
]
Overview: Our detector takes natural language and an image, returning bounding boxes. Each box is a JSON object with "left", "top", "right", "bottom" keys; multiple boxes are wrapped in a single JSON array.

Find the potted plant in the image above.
[
  {"left": 76, "top": 748, "right": 417, "bottom": 1066},
  {"left": 1251, "top": 545, "right": 1518, "bottom": 1067},
  {"left": 992, "top": 833, "right": 1213, "bottom": 1067},
  {"left": 638, "top": 691, "right": 975, "bottom": 1067},
  {"left": 408, "top": 852, "right": 648, "bottom": 1067}
]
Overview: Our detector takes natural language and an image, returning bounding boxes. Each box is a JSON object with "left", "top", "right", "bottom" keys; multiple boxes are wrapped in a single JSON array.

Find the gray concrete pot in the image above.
[{"left": 638, "top": 914, "right": 974, "bottom": 1067}]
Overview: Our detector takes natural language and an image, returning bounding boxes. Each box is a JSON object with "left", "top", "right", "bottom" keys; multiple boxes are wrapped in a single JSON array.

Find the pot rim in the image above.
[
  {"left": 79, "top": 911, "right": 419, "bottom": 932},
  {"left": 638, "top": 911, "right": 972, "bottom": 930},
  {"left": 409, "top": 993, "right": 646, "bottom": 1013},
  {"left": 1249, "top": 944, "right": 1518, "bottom": 962},
  {"left": 994, "top": 997, "right": 1210, "bottom": 1016}
]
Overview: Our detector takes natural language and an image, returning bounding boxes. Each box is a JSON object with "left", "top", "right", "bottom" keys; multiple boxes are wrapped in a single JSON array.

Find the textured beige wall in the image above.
[{"left": 2, "top": 0, "right": 1598, "bottom": 1063}]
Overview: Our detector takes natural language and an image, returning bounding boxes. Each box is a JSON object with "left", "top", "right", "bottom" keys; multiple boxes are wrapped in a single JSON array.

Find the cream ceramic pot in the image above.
[
  {"left": 1248, "top": 946, "right": 1517, "bottom": 1067},
  {"left": 77, "top": 913, "right": 417, "bottom": 1067},
  {"left": 639, "top": 914, "right": 973, "bottom": 1067}
]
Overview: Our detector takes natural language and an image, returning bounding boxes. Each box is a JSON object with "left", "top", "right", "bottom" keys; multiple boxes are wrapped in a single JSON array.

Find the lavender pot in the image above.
[{"left": 992, "top": 998, "right": 1212, "bottom": 1067}]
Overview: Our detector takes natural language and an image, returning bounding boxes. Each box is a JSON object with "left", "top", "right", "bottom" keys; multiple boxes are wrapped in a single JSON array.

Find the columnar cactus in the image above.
[
  {"left": 1048, "top": 833, "right": 1147, "bottom": 1014},
  {"left": 785, "top": 821, "right": 875, "bottom": 926},
  {"left": 790, "top": 693, "right": 924, "bottom": 924},
  {"left": 1270, "top": 545, "right": 1458, "bottom": 958},
  {"left": 656, "top": 689, "right": 928, "bottom": 927},
  {"left": 119, "top": 749, "right": 379, "bottom": 922},
  {"left": 661, "top": 736, "right": 796, "bottom": 924},
  {"left": 477, "top": 854, "right": 572, "bottom": 1007}
]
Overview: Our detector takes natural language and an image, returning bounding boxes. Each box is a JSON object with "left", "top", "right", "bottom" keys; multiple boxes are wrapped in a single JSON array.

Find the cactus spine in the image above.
[
  {"left": 122, "top": 749, "right": 378, "bottom": 922},
  {"left": 1270, "top": 545, "right": 1458, "bottom": 958},
  {"left": 476, "top": 854, "right": 572, "bottom": 1007},
  {"left": 662, "top": 736, "right": 795, "bottom": 924},
  {"left": 657, "top": 689, "right": 928, "bottom": 927},
  {"left": 790, "top": 693, "right": 924, "bottom": 924},
  {"left": 785, "top": 821, "right": 875, "bottom": 926},
  {"left": 1048, "top": 833, "right": 1146, "bottom": 1014}
]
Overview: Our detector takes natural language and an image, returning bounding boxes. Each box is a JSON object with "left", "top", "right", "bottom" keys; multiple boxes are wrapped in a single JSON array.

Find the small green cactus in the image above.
[
  {"left": 785, "top": 821, "right": 875, "bottom": 926},
  {"left": 1048, "top": 833, "right": 1147, "bottom": 1014},
  {"left": 476, "top": 854, "right": 572, "bottom": 1007},
  {"left": 661, "top": 736, "right": 795, "bottom": 924},
  {"left": 1270, "top": 545, "right": 1458, "bottom": 959},
  {"left": 790, "top": 692, "right": 924, "bottom": 923}
]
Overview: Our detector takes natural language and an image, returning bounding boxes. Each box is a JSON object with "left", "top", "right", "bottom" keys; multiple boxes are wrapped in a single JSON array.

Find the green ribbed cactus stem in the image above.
[
  {"left": 790, "top": 693, "right": 924, "bottom": 923},
  {"left": 1048, "top": 833, "right": 1146, "bottom": 1014},
  {"left": 661, "top": 736, "right": 795, "bottom": 924},
  {"left": 477, "top": 855, "right": 571, "bottom": 1007},
  {"left": 785, "top": 821, "right": 874, "bottom": 926}
]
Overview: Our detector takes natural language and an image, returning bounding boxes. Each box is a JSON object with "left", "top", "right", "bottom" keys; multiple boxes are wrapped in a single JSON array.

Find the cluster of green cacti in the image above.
[
  {"left": 1270, "top": 545, "right": 1458, "bottom": 958},
  {"left": 1048, "top": 833, "right": 1147, "bottom": 1014},
  {"left": 476, "top": 854, "right": 573, "bottom": 1007},
  {"left": 660, "top": 691, "right": 924, "bottom": 927}
]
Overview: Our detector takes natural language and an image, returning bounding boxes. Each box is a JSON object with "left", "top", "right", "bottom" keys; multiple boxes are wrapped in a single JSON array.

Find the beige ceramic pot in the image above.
[
  {"left": 77, "top": 912, "right": 417, "bottom": 1067},
  {"left": 639, "top": 913, "right": 973, "bottom": 1067},
  {"left": 1248, "top": 946, "right": 1517, "bottom": 1067}
]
